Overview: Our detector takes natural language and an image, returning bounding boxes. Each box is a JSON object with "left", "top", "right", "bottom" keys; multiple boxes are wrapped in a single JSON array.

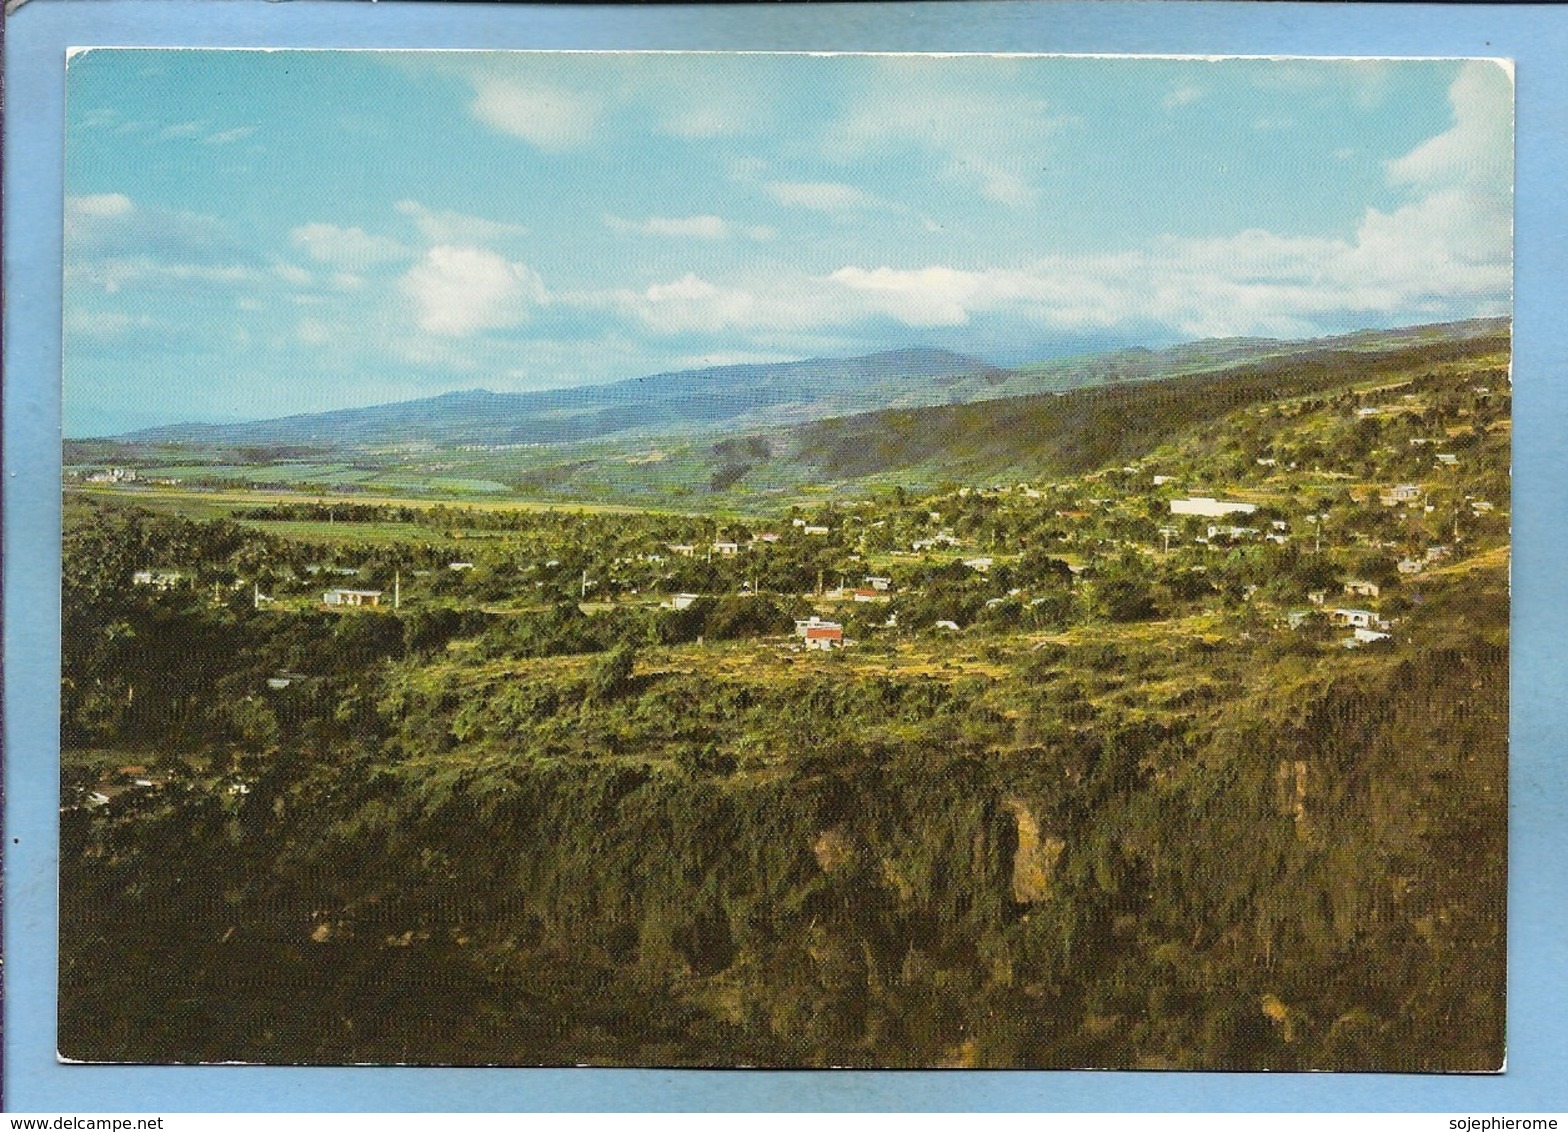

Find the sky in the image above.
[{"left": 62, "top": 51, "right": 1513, "bottom": 435}]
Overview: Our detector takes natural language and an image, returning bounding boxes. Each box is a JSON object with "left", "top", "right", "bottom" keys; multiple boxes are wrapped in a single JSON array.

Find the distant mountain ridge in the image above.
[
  {"left": 109, "top": 347, "right": 1017, "bottom": 450},
  {"left": 98, "top": 318, "right": 1508, "bottom": 454}
]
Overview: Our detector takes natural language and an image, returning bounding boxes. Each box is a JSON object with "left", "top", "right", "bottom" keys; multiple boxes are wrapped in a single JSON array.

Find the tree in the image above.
[
  {"left": 1097, "top": 577, "right": 1159, "bottom": 623},
  {"left": 589, "top": 642, "right": 638, "bottom": 703}
]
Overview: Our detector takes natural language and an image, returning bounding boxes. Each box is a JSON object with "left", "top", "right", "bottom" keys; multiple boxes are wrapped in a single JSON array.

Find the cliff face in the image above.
[{"left": 61, "top": 610, "right": 1506, "bottom": 1069}]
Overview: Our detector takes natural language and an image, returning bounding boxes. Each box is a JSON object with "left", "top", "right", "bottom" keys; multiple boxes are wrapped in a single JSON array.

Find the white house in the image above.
[
  {"left": 86, "top": 467, "right": 138, "bottom": 484},
  {"left": 803, "top": 625, "right": 845, "bottom": 650},
  {"left": 323, "top": 588, "right": 382, "bottom": 607},
  {"left": 1206, "top": 525, "right": 1259, "bottom": 541},
  {"left": 1329, "top": 608, "right": 1380, "bottom": 629},
  {"left": 667, "top": 593, "right": 701, "bottom": 611},
  {"left": 712, "top": 541, "right": 741, "bottom": 557},
  {"left": 1170, "top": 497, "right": 1258, "bottom": 518},
  {"left": 1381, "top": 484, "right": 1423, "bottom": 506},
  {"left": 132, "top": 569, "right": 183, "bottom": 590},
  {"left": 795, "top": 615, "right": 841, "bottom": 638},
  {"left": 864, "top": 576, "right": 893, "bottom": 592}
]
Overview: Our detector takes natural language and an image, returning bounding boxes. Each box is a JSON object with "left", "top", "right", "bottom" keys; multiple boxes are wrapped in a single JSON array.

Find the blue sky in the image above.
[{"left": 62, "top": 51, "right": 1512, "bottom": 435}]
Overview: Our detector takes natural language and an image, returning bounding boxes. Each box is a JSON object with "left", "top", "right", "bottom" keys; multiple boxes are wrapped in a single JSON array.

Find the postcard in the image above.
[{"left": 53, "top": 48, "right": 1515, "bottom": 1074}]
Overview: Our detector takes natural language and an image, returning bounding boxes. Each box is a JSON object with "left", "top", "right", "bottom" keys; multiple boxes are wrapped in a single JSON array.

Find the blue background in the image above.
[{"left": 5, "top": 1, "right": 1564, "bottom": 1112}]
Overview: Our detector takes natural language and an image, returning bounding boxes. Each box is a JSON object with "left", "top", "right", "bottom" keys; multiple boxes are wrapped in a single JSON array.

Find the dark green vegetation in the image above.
[{"left": 60, "top": 325, "right": 1508, "bottom": 1068}]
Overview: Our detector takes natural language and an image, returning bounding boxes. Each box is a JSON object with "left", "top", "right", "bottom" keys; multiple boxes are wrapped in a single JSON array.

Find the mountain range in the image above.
[{"left": 96, "top": 318, "right": 1509, "bottom": 454}]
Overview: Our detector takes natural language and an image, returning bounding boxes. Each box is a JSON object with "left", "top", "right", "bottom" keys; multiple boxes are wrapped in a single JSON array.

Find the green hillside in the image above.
[{"left": 472, "top": 328, "right": 1509, "bottom": 505}]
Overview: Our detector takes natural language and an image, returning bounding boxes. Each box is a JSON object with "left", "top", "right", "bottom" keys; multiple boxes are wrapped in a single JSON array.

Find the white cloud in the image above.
[
  {"left": 74, "top": 258, "right": 262, "bottom": 295},
  {"left": 1387, "top": 61, "right": 1512, "bottom": 196},
  {"left": 271, "top": 261, "right": 314, "bottom": 287},
  {"left": 469, "top": 77, "right": 600, "bottom": 150},
  {"left": 158, "top": 119, "right": 208, "bottom": 140},
  {"left": 289, "top": 223, "right": 409, "bottom": 268},
  {"left": 953, "top": 160, "right": 1037, "bottom": 208},
  {"left": 663, "top": 108, "right": 730, "bottom": 139},
  {"left": 604, "top": 214, "right": 774, "bottom": 241},
  {"left": 400, "top": 245, "right": 549, "bottom": 336},
  {"left": 66, "top": 193, "right": 133, "bottom": 220},
  {"left": 64, "top": 308, "right": 164, "bottom": 340},
  {"left": 632, "top": 274, "right": 758, "bottom": 334},
  {"left": 828, "top": 266, "right": 982, "bottom": 328},
  {"left": 296, "top": 318, "right": 334, "bottom": 346},
  {"left": 66, "top": 193, "right": 258, "bottom": 288},
  {"left": 204, "top": 126, "right": 256, "bottom": 145},
  {"left": 824, "top": 76, "right": 1070, "bottom": 209},
  {"left": 765, "top": 180, "right": 879, "bottom": 213},
  {"left": 395, "top": 200, "right": 529, "bottom": 244}
]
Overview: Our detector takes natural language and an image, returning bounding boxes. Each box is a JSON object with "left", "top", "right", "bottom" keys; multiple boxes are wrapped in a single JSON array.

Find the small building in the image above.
[
  {"left": 323, "top": 588, "right": 382, "bottom": 607},
  {"left": 712, "top": 541, "right": 740, "bottom": 557},
  {"left": 1329, "top": 608, "right": 1380, "bottom": 629},
  {"left": 86, "top": 466, "right": 138, "bottom": 484},
  {"left": 667, "top": 593, "right": 701, "bottom": 611},
  {"left": 864, "top": 576, "right": 893, "bottom": 592},
  {"left": 132, "top": 569, "right": 183, "bottom": 590},
  {"left": 1347, "top": 627, "right": 1392, "bottom": 647},
  {"left": 1397, "top": 558, "right": 1424, "bottom": 575},
  {"left": 803, "top": 625, "right": 845, "bottom": 650},
  {"left": 794, "top": 615, "right": 841, "bottom": 638},
  {"left": 448, "top": 561, "right": 475, "bottom": 571},
  {"left": 1381, "top": 484, "right": 1423, "bottom": 506},
  {"left": 934, "top": 620, "right": 961, "bottom": 631},
  {"left": 803, "top": 525, "right": 830, "bottom": 537},
  {"left": 753, "top": 532, "right": 781, "bottom": 544},
  {"left": 1343, "top": 579, "right": 1382, "bottom": 599},
  {"left": 1435, "top": 453, "right": 1459, "bottom": 466},
  {"left": 1206, "top": 525, "right": 1259, "bottom": 541},
  {"left": 1170, "top": 497, "right": 1257, "bottom": 518},
  {"left": 668, "top": 543, "right": 697, "bottom": 557},
  {"left": 852, "top": 588, "right": 888, "bottom": 603},
  {"left": 1152, "top": 475, "right": 1176, "bottom": 486},
  {"left": 963, "top": 557, "right": 994, "bottom": 572}
]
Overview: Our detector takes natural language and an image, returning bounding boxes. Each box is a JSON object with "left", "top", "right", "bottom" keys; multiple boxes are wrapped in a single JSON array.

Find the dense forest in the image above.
[{"left": 60, "top": 332, "right": 1509, "bottom": 1069}]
